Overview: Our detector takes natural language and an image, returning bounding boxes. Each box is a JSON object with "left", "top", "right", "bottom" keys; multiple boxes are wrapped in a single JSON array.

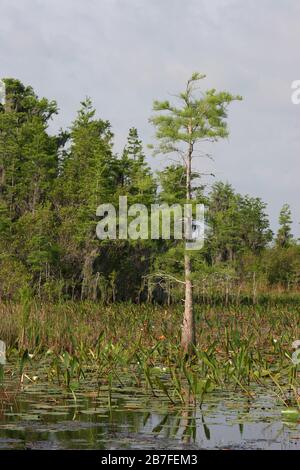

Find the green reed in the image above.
[{"left": 0, "top": 300, "right": 299, "bottom": 407}]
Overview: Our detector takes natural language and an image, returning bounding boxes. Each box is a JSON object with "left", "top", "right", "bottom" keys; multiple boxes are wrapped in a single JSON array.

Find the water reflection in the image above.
[{"left": 0, "top": 379, "right": 299, "bottom": 449}]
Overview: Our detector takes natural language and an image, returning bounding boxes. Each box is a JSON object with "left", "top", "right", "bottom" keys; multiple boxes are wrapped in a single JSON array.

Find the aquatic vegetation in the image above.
[
  {"left": 0, "top": 301, "right": 299, "bottom": 411},
  {"left": 0, "top": 300, "right": 299, "bottom": 449}
]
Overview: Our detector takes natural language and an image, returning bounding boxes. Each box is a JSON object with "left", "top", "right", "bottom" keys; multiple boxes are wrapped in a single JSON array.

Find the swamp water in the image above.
[{"left": 0, "top": 374, "right": 299, "bottom": 450}]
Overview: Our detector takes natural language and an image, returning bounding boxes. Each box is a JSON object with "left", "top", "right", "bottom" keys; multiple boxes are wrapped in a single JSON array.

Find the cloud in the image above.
[{"left": 1, "top": 0, "right": 299, "bottom": 235}]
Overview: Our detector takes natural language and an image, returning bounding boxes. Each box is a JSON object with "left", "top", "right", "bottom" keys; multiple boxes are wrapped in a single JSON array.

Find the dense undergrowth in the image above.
[{"left": 0, "top": 300, "right": 299, "bottom": 411}]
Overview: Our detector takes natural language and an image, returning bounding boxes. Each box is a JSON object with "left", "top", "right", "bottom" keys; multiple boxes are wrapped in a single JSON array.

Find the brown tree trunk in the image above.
[
  {"left": 181, "top": 252, "right": 195, "bottom": 352},
  {"left": 181, "top": 125, "right": 196, "bottom": 353}
]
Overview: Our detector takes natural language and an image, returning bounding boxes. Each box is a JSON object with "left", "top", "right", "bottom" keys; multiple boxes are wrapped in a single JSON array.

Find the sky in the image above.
[{"left": 1, "top": 0, "right": 299, "bottom": 236}]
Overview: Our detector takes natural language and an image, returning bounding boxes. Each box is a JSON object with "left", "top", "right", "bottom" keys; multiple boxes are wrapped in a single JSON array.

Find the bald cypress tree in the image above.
[
  {"left": 150, "top": 73, "right": 241, "bottom": 353},
  {"left": 0, "top": 78, "right": 58, "bottom": 217},
  {"left": 119, "top": 127, "right": 156, "bottom": 205},
  {"left": 276, "top": 204, "right": 293, "bottom": 248}
]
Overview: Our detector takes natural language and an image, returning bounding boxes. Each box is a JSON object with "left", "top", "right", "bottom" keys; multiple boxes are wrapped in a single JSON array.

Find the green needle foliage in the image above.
[
  {"left": 149, "top": 72, "right": 241, "bottom": 352},
  {"left": 0, "top": 75, "right": 299, "bottom": 305}
]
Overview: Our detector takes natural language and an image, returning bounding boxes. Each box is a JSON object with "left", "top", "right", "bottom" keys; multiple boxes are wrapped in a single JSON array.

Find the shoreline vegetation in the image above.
[
  {"left": 0, "top": 297, "right": 299, "bottom": 412},
  {"left": 1, "top": 295, "right": 300, "bottom": 351},
  {"left": 0, "top": 78, "right": 299, "bottom": 309},
  {"left": 0, "top": 77, "right": 299, "bottom": 418}
]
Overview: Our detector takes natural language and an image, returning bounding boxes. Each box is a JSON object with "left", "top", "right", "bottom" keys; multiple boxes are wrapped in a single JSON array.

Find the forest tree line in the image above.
[{"left": 0, "top": 79, "right": 299, "bottom": 303}]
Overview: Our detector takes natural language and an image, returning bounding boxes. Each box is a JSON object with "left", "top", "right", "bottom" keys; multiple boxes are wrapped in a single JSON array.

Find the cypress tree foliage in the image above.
[
  {"left": 207, "top": 182, "right": 239, "bottom": 264},
  {"left": 113, "top": 127, "right": 157, "bottom": 301},
  {"left": 1, "top": 77, "right": 300, "bottom": 303},
  {"left": 0, "top": 79, "right": 58, "bottom": 218},
  {"left": 0, "top": 78, "right": 60, "bottom": 298},
  {"left": 150, "top": 73, "right": 241, "bottom": 354},
  {"left": 125, "top": 127, "right": 143, "bottom": 160},
  {"left": 237, "top": 195, "right": 273, "bottom": 254},
  {"left": 119, "top": 127, "right": 156, "bottom": 205},
  {"left": 158, "top": 164, "right": 196, "bottom": 204},
  {"left": 58, "top": 97, "right": 116, "bottom": 208},
  {"left": 276, "top": 204, "right": 293, "bottom": 248},
  {"left": 207, "top": 182, "right": 272, "bottom": 264},
  {"left": 55, "top": 98, "right": 118, "bottom": 300}
]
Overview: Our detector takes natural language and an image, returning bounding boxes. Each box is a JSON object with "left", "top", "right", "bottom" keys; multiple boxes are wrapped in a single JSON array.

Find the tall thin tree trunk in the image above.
[
  {"left": 182, "top": 252, "right": 195, "bottom": 352},
  {"left": 181, "top": 125, "right": 196, "bottom": 353}
]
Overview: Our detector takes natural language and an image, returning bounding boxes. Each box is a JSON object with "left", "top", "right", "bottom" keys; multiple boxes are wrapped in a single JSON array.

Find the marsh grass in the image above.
[{"left": 0, "top": 300, "right": 299, "bottom": 408}]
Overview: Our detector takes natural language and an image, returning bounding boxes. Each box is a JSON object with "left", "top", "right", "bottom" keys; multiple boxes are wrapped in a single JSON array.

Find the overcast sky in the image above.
[{"left": 1, "top": 0, "right": 299, "bottom": 235}]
